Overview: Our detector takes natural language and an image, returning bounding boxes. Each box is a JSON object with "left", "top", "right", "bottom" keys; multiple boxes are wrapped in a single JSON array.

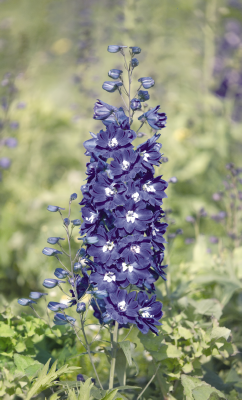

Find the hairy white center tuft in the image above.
[
  {"left": 118, "top": 300, "right": 127, "bottom": 312},
  {"left": 102, "top": 241, "right": 114, "bottom": 252},
  {"left": 126, "top": 210, "right": 138, "bottom": 223},
  {"left": 86, "top": 212, "right": 97, "bottom": 223},
  {"left": 130, "top": 244, "right": 140, "bottom": 253},
  {"left": 143, "top": 181, "right": 156, "bottom": 192},
  {"left": 103, "top": 272, "right": 116, "bottom": 283},
  {"left": 132, "top": 192, "right": 140, "bottom": 202},
  {"left": 122, "top": 262, "right": 134, "bottom": 273},
  {"left": 122, "top": 160, "right": 130, "bottom": 170},
  {"left": 108, "top": 138, "right": 118, "bottom": 148}
]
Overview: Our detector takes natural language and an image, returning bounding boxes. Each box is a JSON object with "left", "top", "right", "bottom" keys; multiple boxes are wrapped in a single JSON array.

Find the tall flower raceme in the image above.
[{"left": 18, "top": 45, "right": 168, "bottom": 394}]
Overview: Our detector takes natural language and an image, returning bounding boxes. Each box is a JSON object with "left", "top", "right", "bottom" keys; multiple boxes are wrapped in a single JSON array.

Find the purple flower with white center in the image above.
[
  {"left": 104, "top": 289, "right": 139, "bottom": 325},
  {"left": 110, "top": 148, "right": 141, "bottom": 182},
  {"left": 136, "top": 133, "right": 162, "bottom": 173},
  {"left": 90, "top": 266, "right": 118, "bottom": 293},
  {"left": 136, "top": 292, "right": 163, "bottom": 335},
  {"left": 138, "top": 77, "right": 155, "bottom": 89},
  {"left": 147, "top": 210, "right": 168, "bottom": 251},
  {"left": 115, "top": 199, "right": 153, "bottom": 234},
  {"left": 94, "top": 123, "right": 135, "bottom": 158},
  {"left": 87, "top": 226, "right": 119, "bottom": 267},
  {"left": 93, "top": 99, "right": 118, "bottom": 120},
  {"left": 119, "top": 233, "right": 152, "bottom": 267},
  {"left": 91, "top": 174, "right": 127, "bottom": 210},
  {"left": 140, "top": 174, "right": 168, "bottom": 206},
  {"left": 80, "top": 204, "right": 100, "bottom": 235},
  {"left": 138, "top": 106, "right": 167, "bottom": 130},
  {"left": 116, "top": 260, "right": 150, "bottom": 287}
]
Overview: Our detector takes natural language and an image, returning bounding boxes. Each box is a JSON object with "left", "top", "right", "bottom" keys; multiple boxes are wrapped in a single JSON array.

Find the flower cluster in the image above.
[
  {"left": 18, "top": 45, "right": 168, "bottom": 337},
  {"left": 80, "top": 45, "right": 168, "bottom": 335}
]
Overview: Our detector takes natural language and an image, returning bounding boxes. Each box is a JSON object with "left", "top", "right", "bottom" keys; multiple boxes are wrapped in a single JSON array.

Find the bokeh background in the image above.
[{"left": 1, "top": 0, "right": 241, "bottom": 300}]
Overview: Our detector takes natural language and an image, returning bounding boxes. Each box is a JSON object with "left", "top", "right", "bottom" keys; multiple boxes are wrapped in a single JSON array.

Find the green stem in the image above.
[
  {"left": 109, "top": 320, "right": 119, "bottom": 389},
  {"left": 137, "top": 363, "right": 161, "bottom": 400},
  {"left": 81, "top": 319, "right": 104, "bottom": 390}
]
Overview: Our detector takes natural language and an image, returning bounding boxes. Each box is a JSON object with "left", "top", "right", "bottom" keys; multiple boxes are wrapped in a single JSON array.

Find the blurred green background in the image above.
[{"left": 0, "top": 0, "right": 241, "bottom": 308}]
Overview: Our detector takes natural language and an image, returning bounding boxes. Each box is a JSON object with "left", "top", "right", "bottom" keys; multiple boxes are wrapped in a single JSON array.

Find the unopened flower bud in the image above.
[
  {"left": 108, "top": 69, "right": 123, "bottom": 79},
  {"left": 129, "top": 46, "right": 141, "bottom": 54},
  {"left": 76, "top": 302, "right": 86, "bottom": 313},
  {"left": 130, "top": 98, "right": 141, "bottom": 110},
  {"left": 138, "top": 77, "right": 155, "bottom": 89},
  {"left": 102, "top": 81, "right": 123, "bottom": 93},
  {"left": 131, "top": 58, "right": 139, "bottom": 68}
]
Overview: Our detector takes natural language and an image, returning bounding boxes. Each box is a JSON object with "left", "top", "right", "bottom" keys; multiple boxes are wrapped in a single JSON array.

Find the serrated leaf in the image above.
[
  {"left": 24, "top": 363, "right": 42, "bottom": 379},
  {"left": 138, "top": 330, "right": 162, "bottom": 351},
  {"left": 116, "top": 348, "right": 126, "bottom": 386},
  {"left": 119, "top": 341, "right": 132, "bottom": 366},
  {"left": 78, "top": 377, "right": 94, "bottom": 400}
]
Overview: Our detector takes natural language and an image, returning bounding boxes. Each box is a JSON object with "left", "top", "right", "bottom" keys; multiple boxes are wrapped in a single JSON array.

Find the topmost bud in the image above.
[{"left": 107, "top": 45, "right": 127, "bottom": 53}]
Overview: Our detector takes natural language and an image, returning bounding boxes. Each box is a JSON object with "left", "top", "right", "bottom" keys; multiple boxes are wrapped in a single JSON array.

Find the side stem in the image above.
[{"left": 109, "top": 320, "right": 119, "bottom": 389}]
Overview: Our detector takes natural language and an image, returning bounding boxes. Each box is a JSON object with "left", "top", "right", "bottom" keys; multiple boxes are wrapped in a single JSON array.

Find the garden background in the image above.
[{"left": 1, "top": 0, "right": 242, "bottom": 399}]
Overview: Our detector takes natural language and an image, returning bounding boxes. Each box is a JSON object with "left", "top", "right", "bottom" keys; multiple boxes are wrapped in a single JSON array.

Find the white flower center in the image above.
[
  {"left": 126, "top": 210, "right": 138, "bottom": 223},
  {"left": 122, "top": 262, "right": 134, "bottom": 272},
  {"left": 140, "top": 307, "right": 154, "bottom": 318},
  {"left": 102, "top": 241, "right": 114, "bottom": 252},
  {"left": 152, "top": 227, "right": 159, "bottom": 236},
  {"left": 105, "top": 187, "right": 115, "bottom": 197},
  {"left": 103, "top": 272, "right": 116, "bottom": 283},
  {"left": 142, "top": 311, "right": 154, "bottom": 318},
  {"left": 132, "top": 192, "right": 140, "bottom": 202},
  {"left": 122, "top": 160, "right": 130, "bottom": 170},
  {"left": 118, "top": 300, "right": 127, "bottom": 312},
  {"left": 143, "top": 182, "right": 156, "bottom": 192},
  {"left": 142, "top": 151, "right": 149, "bottom": 162},
  {"left": 108, "top": 138, "right": 118, "bottom": 148},
  {"left": 130, "top": 244, "right": 140, "bottom": 253},
  {"left": 86, "top": 212, "right": 97, "bottom": 223}
]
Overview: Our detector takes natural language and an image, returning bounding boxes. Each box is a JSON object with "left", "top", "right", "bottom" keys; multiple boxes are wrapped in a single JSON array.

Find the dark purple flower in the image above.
[
  {"left": 90, "top": 266, "right": 118, "bottom": 293},
  {"left": 87, "top": 226, "right": 119, "bottom": 267},
  {"left": 110, "top": 148, "right": 141, "bottom": 182},
  {"left": 139, "top": 174, "right": 168, "bottom": 206},
  {"left": 104, "top": 289, "right": 139, "bottom": 325},
  {"left": 136, "top": 292, "right": 163, "bottom": 335},
  {"left": 115, "top": 199, "right": 153, "bottom": 234},
  {"left": 119, "top": 233, "right": 152, "bottom": 267},
  {"left": 136, "top": 133, "right": 162, "bottom": 173},
  {"left": 116, "top": 260, "right": 150, "bottom": 287},
  {"left": 91, "top": 174, "right": 127, "bottom": 210},
  {"left": 69, "top": 274, "right": 89, "bottom": 303},
  {"left": 94, "top": 123, "right": 135, "bottom": 158},
  {"left": 91, "top": 297, "right": 107, "bottom": 324},
  {"left": 138, "top": 106, "right": 167, "bottom": 130},
  {"left": 77, "top": 374, "right": 85, "bottom": 382},
  {"left": 80, "top": 204, "right": 100, "bottom": 236}
]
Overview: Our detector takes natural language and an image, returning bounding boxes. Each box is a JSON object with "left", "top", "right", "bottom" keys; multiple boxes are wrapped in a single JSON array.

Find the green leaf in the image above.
[
  {"left": 210, "top": 326, "right": 230, "bottom": 341},
  {"left": 15, "top": 341, "right": 27, "bottom": 353},
  {"left": 24, "top": 364, "right": 42, "bottom": 379},
  {"left": 78, "top": 377, "right": 94, "bottom": 400},
  {"left": 189, "top": 299, "right": 222, "bottom": 320},
  {"left": 182, "top": 363, "right": 194, "bottom": 374},
  {"left": 192, "top": 385, "right": 226, "bottom": 400},
  {"left": 101, "top": 389, "right": 119, "bottom": 400},
  {"left": 178, "top": 326, "right": 193, "bottom": 340},
  {"left": 0, "top": 323, "right": 15, "bottom": 337},
  {"left": 181, "top": 375, "right": 205, "bottom": 400},
  {"left": 150, "top": 343, "right": 182, "bottom": 361},
  {"left": 14, "top": 354, "right": 39, "bottom": 373},
  {"left": 119, "top": 341, "right": 132, "bottom": 366},
  {"left": 138, "top": 330, "right": 161, "bottom": 351},
  {"left": 115, "top": 348, "right": 126, "bottom": 386},
  {"left": 208, "top": 393, "right": 226, "bottom": 400},
  {"left": 49, "top": 393, "right": 60, "bottom": 400}
]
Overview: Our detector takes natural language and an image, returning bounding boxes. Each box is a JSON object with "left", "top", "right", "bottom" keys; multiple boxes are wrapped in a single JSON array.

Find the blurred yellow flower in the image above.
[
  {"left": 173, "top": 128, "right": 191, "bottom": 141},
  {"left": 52, "top": 38, "right": 72, "bottom": 55}
]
